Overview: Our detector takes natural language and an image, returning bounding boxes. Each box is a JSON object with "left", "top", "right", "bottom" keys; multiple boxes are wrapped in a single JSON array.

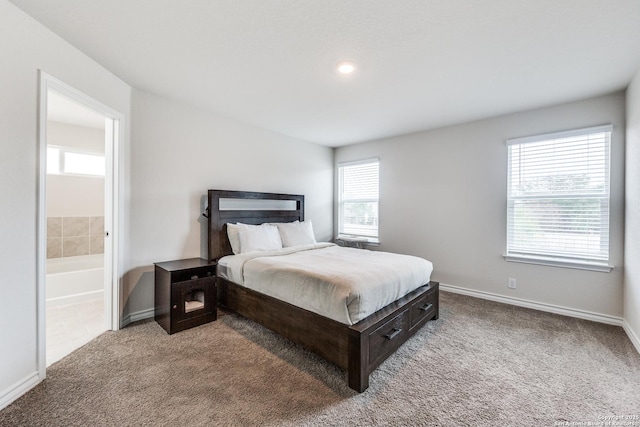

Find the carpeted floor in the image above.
[{"left": 1, "top": 291, "right": 639, "bottom": 426}]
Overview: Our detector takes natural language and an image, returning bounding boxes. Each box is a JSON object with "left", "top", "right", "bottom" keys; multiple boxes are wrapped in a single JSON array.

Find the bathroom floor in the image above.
[{"left": 46, "top": 298, "right": 106, "bottom": 366}]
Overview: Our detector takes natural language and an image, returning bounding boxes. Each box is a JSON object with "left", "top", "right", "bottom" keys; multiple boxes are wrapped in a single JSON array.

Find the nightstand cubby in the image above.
[{"left": 154, "top": 258, "right": 217, "bottom": 334}]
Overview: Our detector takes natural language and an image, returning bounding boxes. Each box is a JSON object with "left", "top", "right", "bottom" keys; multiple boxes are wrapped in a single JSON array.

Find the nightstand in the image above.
[{"left": 154, "top": 258, "right": 217, "bottom": 334}]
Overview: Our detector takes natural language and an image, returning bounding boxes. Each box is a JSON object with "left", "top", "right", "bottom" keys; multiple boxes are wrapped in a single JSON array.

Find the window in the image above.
[
  {"left": 47, "top": 145, "right": 105, "bottom": 177},
  {"left": 505, "top": 125, "right": 612, "bottom": 271},
  {"left": 46, "top": 147, "right": 61, "bottom": 174},
  {"left": 338, "top": 159, "right": 379, "bottom": 243}
]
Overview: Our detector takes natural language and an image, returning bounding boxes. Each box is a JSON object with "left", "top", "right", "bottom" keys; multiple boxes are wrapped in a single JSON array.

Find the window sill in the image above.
[{"left": 503, "top": 254, "right": 613, "bottom": 272}]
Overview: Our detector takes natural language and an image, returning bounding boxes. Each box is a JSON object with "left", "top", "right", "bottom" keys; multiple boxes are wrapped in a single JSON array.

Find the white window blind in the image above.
[
  {"left": 338, "top": 159, "right": 379, "bottom": 242},
  {"left": 506, "top": 125, "right": 611, "bottom": 268}
]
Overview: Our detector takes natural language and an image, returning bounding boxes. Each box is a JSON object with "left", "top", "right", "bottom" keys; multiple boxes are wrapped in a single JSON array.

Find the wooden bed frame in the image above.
[{"left": 207, "top": 189, "right": 439, "bottom": 392}]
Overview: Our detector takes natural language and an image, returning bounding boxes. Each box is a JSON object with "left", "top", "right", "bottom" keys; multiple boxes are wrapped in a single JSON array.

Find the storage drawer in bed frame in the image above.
[
  {"left": 368, "top": 309, "right": 410, "bottom": 368},
  {"left": 409, "top": 285, "right": 438, "bottom": 329}
]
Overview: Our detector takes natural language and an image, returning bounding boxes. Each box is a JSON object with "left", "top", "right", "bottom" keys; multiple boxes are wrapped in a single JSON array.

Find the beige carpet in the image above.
[{"left": 1, "top": 292, "right": 639, "bottom": 426}]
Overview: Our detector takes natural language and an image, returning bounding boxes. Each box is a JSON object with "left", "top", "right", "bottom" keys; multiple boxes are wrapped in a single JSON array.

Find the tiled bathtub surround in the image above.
[{"left": 47, "top": 216, "right": 104, "bottom": 259}]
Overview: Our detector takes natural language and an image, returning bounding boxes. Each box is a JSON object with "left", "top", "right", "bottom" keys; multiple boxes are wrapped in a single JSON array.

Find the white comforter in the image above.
[{"left": 220, "top": 243, "right": 433, "bottom": 325}]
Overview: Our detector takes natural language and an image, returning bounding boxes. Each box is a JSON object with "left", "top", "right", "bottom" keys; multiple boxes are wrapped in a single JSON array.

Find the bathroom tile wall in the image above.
[{"left": 47, "top": 216, "right": 104, "bottom": 259}]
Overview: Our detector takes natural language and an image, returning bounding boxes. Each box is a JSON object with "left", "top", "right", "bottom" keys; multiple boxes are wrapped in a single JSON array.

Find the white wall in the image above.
[
  {"left": 0, "top": 0, "right": 131, "bottom": 409},
  {"left": 625, "top": 70, "right": 640, "bottom": 349},
  {"left": 123, "top": 90, "right": 333, "bottom": 320},
  {"left": 336, "top": 93, "right": 625, "bottom": 319},
  {"left": 47, "top": 121, "right": 105, "bottom": 217},
  {"left": 48, "top": 120, "right": 105, "bottom": 152}
]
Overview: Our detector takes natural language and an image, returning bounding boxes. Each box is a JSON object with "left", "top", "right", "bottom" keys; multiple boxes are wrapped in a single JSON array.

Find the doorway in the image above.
[{"left": 37, "top": 72, "right": 122, "bottom": 374}]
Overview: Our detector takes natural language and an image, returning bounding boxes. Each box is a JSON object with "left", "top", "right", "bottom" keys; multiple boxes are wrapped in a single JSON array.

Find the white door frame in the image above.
[{"left": 37, "top": 71, "right": 123, "bottom": 378}]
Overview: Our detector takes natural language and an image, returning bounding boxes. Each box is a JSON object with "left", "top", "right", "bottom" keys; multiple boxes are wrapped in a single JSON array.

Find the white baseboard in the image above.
[
  {"left": 440, "top": 283, "right": 624, "bottom": 326},
  {"left": 120, "top": 307, "right": 155, "bottom": 328},
  {"left": 0, "top": 372, "right": 41, "bottom": 411},
  {"left": 623, "top": 321, "right": 640, "bottom": 355}
]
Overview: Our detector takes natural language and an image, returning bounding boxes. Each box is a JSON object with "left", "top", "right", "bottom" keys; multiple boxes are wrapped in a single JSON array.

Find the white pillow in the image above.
[
  {"left": 238, "top": 223, "right": 283, "bottom": 253},
  {"left": 226, "top": 223, "right": 242, "bottom": 254},
  {"left": 276, "top": 221, "right": 317, "bottom": 247}
]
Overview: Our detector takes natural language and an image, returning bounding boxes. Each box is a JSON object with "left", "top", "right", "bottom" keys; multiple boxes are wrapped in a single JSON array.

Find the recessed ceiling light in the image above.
[{"left": 336, "top": 61, "right": 356, "bottom": 75}]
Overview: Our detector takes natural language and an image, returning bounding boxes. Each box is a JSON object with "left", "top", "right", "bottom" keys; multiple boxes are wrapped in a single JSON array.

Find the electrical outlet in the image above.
[{"left": 508, "top": 278, "right": 517, "bottom": 289}]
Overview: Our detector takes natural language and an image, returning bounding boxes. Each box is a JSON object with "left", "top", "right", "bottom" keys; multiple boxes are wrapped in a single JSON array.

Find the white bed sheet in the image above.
[{"left": 217, "top": 243, "right": 433, "bottom": 325}]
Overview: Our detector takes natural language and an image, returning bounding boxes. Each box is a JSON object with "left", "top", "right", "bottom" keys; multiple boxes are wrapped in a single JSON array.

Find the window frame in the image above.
[
  {"left": 337, "top": 158, "right": 380, "bottom": 244},
  {"left": 504, "top": 125, "right": 613, "bottom": 272}
]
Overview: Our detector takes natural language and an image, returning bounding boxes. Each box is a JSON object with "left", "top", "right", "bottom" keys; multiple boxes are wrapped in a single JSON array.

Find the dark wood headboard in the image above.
[{"left": 207, "top": 190, "right": 305, "bottom": 261}]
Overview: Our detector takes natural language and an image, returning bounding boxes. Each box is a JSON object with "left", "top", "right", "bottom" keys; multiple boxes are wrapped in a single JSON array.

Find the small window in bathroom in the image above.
[
  {"left": 47, "top": 145, "right": 105, "bottom": 177},
  {"left": 64, "top": 152, "right": 105, "bottom": 176},
  {"left": 46, "top": 147, "right": 61, "bottom": 174}
]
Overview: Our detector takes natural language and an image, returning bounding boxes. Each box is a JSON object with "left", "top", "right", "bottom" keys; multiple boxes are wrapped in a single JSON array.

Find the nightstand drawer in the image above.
[{"left": 170, "top": 266, "right": 215, "bottom": 283}]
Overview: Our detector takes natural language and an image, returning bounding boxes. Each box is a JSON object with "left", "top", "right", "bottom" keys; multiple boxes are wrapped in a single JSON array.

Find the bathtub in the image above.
[{"left": 46, "top": 254, "right": 104, "bottom": 307}]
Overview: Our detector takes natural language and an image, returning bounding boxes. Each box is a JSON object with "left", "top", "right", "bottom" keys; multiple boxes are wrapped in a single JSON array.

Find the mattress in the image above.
[{"left": 218, "top": 243, "right": 433, "bottom": 325}]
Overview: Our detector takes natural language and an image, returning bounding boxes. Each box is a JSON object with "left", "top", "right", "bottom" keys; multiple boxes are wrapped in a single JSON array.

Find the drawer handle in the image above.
[
  {"left": 384, "top": 328, "right": 402, "bottom": 340},
  {"left": 419, "top": 303, "right": 433, "bottom": 312}
]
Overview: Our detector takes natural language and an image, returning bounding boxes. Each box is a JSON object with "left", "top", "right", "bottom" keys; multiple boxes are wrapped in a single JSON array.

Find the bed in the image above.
[{"left": 207, "top": 189, "right": 439, "bottom": 392}]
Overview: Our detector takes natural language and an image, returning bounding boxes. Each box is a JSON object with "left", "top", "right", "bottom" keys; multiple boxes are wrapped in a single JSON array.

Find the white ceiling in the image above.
[{"left": 11, "top": 0, "right": 640, "bottom": 147}]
